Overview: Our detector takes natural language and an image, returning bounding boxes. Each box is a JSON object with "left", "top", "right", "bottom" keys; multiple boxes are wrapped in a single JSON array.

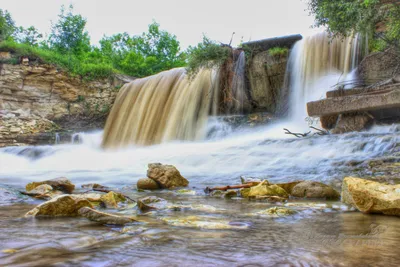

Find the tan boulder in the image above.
[
  {"left": 147, "top": 163, "right": 188, "bottom": 189},
  {"left": 137, "top": 178, "right": 160, "bottom": 190},
  {"left": 26, "top": 177, "right": 75, "bottom": 194},
  {"left": 342, "top": 177, "right": 400, "bottom": 216},
  {"left": 78, "top": 207, "right": 136, "bottom": 225},
  {"left": 247, "top": 181, "right": 289, "bottom": 198},
  {"left": 291, "top": 181, "right": 340, "bottom": 200},
  {"left": 25, "top": 195, "right": 93, "bottom": 217}
]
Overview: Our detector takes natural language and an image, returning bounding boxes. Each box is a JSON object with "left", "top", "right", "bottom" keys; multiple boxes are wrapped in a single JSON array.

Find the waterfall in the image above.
[
  {"left": 286, "top": 32, "right": 363, "bottom": 122},
  {"left": 230, "top": 51, "right": 247, "bottom": 113},
  {"left": 102, "top": 68, "right": 220, "bottom": 148}
]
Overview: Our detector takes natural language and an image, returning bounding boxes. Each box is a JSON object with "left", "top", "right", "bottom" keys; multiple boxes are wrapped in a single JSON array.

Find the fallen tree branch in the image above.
[
  {"left": 204, "top": 182, "right": 259, "bottom": 194},
  {"left": 283, "top": 128, "right": 311, "bottom": 138},
  {"left": 310, "top": 126, "right": 330, "bottom": 136}
]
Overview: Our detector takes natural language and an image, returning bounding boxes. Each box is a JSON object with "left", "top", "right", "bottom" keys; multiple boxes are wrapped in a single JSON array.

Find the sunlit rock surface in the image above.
[
  {"left": 25, "top": 195, "right": 93, "bottom": 217},
  {"left": 342, "top": 177, "right": 400, "bottom": 216}
]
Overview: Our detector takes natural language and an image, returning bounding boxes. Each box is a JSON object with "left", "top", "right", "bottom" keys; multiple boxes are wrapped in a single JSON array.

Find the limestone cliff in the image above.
[{"left": 0, "top": 62, "right": 134, "bottom": 146}]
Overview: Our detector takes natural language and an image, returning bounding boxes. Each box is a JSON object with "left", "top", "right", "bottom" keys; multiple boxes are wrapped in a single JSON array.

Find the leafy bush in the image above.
[
  {"left": 186, "top": 36, "right": 231, "bottom": 76},
  {"left": 268, "top": 47, "right": 288, "bottom": 57}
]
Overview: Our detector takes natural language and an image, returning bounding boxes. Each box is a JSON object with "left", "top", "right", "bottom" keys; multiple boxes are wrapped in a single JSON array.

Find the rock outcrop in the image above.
[
  {"left": 0, "top": 63, "right": 134, "bottom": 146},
  {"left": 342, "top": 177, "right": 400, "bottom": 216}
]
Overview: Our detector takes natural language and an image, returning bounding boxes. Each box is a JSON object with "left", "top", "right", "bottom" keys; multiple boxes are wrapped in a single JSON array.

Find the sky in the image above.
[{"left": 0, "top": 0, "right": 319, "bottom": 49}]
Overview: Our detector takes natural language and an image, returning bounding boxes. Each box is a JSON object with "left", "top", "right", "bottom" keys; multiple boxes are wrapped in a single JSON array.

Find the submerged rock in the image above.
[
  {"left": 210, "top": 190, "right": 238, "bottom": 198},
  {"left": 247, "top": 181, "right": 288, "bottom": 198},
  {"left": 78, "top": 207, "right": 136, "bottom": 225},
  {"left": 26, "top": 177, "right": 75, "bottom": 194},
  {"left": 137, "top": 196, "right": 168, "bottom": 211},
  {"left": 254, "top": 207, "right": 297, "bottom": 217},
  {"left": 0, "top": 187, "right": 23, "bottom": 205},
  {"left": 147, "top": 163, "right": 189, "bottom": 189},
  {"left": 137, "top": 178, "right": 160, "bottom": 190},
  {"left": 99, "top": 191, "right": 126, "bottom": 209},
  {"left": 291, "top": 181, "right": 340, "bottom": 200},
  {"left": 162, "top": 216, "right": 248, "bottom": 230},
  {"left": 342, "top": 177, "right": 400, "bottom": 216},
  {"left": 175, "top": 189, "right": 196, "bottom": 195},
  {"left": 25, "top": 195, "right": 93, "bottom": 217}
]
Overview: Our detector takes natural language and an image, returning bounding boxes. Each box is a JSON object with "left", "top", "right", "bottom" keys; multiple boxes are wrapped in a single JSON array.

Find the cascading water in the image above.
[
  {"left": 230, "top": 51, "right": 247, "bottom": 113},
  {"left": 286, "top": 32, "right": 363, "bottom": 123},
  {"left": 102, "top": 68, "right": 220, "bottom": 148}
]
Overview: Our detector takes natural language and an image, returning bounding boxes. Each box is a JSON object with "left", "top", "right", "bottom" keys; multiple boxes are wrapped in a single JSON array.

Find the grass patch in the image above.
[
  {"left": 0, "top": 41, "right": 116, "bottom": 81},
  {"left": 268, "top": 46, "right": 289, "bottom": 57}
]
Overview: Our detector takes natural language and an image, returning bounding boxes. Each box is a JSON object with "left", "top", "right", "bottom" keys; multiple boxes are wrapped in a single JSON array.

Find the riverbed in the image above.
[{"left": 0, "top": 121, "right": 400, "bottom": 266}]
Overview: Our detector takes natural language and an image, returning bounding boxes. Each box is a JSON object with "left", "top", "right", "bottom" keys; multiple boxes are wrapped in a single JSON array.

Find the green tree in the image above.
[
  {"left": 0, "top": 9, "right": 16, "bottom": 41},
  {"left": 307, "top": 0, "right": 400, "bottom": 50},
  {"left": 15, "top": 26, "right": 43, "bottom": 46},
  {"left": 48, "top": 5, "right": 91, "bottom": 56}
]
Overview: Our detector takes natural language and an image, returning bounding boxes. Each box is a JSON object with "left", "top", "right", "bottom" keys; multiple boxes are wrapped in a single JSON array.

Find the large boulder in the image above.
[
  {"left": 26, "top": 177, "right": 75, "bottom": 194},
  {"left": 78, "top": 207, "right": 136, "bottom": 225},
  {"left": 147, "top": 163, "right": 188, "bottom": 189},
  {"left": 342, "top": 177, "right": 400, "bottom": 216},
  {"left": 291, "top": 181, "right": 340, "bottom": 200},
  {"left": 25, "top": 195, "right": 93, "bottom": 217}
]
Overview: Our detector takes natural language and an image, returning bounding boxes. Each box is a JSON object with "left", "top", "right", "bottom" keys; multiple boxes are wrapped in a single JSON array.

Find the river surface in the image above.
[{"left": 0, "top": 120, "right": 400, "bottom": 266}]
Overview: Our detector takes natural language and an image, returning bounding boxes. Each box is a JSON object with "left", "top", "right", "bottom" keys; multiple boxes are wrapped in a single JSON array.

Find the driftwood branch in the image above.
[
  {"left": 284, "top": 128, "right": 311, "bottom": 138},
  {"left": 204, "top": 182, "right": 259, "bottom": 194},
  {"left": 310, "top": 126, "right": 330, "bottom": 136}
]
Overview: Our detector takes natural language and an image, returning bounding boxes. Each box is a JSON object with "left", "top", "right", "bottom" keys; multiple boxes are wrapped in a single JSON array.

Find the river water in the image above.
[{"left": 0, "top": 119, "right": 400, "bottom": 266}]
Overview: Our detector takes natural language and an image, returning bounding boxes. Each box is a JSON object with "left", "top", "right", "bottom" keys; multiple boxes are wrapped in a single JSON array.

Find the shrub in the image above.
[{"left": 268, "top": 47, "right": 289, "bottom": 57}]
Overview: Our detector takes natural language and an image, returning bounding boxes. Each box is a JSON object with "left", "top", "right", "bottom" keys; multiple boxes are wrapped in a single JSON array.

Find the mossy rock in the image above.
[{"left": 247, "top": 181, "right": 289, "bottom": 198}]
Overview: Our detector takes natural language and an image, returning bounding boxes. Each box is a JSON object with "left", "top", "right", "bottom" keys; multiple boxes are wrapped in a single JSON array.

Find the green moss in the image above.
[{"left": 268, "top": 46, "right": 289, "bottom": 57}]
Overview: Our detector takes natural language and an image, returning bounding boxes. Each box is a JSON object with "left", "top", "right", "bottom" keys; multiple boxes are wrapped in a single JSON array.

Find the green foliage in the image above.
[
  {"left": 307, "top": 0, "right": 400, "bottom": 51},
  {"left": 186, "top": 36, "right": 231, "bottom": 76},
  {"left": 48, "top": 5, "right": 91, "bottom": 56},
  {"left": 15, "top": 26, "right": 43, "bottom": 46},
  {"left": 0, "top": 9, "right": 15, "bottom": 41},
  {"left": 98, "top": 22, "right": 186, "bottom": 77},
  {"left": 268, "top": 47, "right": 288, "bottom": 57},
  {"left": 0, "top": 41, "right": 115, "bottom": 80}
]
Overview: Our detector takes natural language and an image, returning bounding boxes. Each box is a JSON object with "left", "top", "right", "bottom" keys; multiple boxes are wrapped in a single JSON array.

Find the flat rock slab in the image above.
[
  {"left": 307, "top": 88, "right": 400, "bottom": 117},
  {"left": 79, "top": 207, "right": 136, "bottom": 225}
]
